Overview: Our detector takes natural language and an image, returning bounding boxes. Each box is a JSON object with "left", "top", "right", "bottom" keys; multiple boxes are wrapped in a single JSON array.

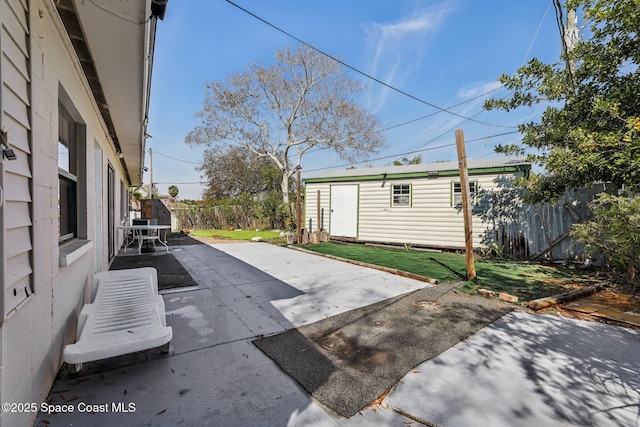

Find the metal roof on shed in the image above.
[{"left": 304, "top": 157, "right": 530, "bottom": 182}]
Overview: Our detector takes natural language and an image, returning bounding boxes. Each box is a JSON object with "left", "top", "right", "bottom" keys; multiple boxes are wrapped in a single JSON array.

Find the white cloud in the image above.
[
  {"left": 457, "top": 80, "right": 504, "bottom": 99},
  {"left": 362, "top": 2, "right": 456, "bottom": 111},
  {"left": 374, "top": 13, "right": 438, "bottom": 38}
]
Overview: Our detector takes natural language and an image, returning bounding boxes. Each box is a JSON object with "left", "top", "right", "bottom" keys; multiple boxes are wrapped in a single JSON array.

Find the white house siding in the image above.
[
  {"left": 2, "top": 0, "right": 33, "bottom": 324},
  {"left": 0, "top": 2, "right": 132, "bottom": 426},
  {"left": 304, "top": 164, "right": 527, "bottom": 250},
  {"left": 0, "top": 3, "right": 38, "bottom": 427}
]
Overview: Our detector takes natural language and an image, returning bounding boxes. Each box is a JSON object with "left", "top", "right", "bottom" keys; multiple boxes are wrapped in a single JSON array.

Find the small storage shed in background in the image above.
[{"left": 303, "top": 157, "right": 530, "bottom": 249}]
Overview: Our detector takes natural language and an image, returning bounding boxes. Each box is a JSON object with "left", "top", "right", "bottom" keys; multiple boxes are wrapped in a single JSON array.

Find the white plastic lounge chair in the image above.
[{"left": 63, "top": 267, "right": 172, "bottom": 372}]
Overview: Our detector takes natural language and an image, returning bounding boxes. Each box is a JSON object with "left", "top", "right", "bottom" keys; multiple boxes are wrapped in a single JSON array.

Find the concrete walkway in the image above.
[{"left": 36, "top": 242, "right": 640, "bottom": 426}]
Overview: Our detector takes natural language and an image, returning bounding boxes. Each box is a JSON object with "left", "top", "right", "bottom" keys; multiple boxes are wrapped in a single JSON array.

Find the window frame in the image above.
[
  {"left": 58, "top": 87, "right": 87, "bottom": 246},
  {"left": 451, "top": 181, "right": 478, "bottom": 207},
  {"left": 391, "top": 183, "right": 412, "bottom": 207},
  {"left": 58, "top": 102, "right": 79, "bottom": 244}
]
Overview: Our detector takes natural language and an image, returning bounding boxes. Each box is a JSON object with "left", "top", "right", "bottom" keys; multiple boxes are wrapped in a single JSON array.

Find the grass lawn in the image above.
[
  {"left": 189, "top": 229, "right": 282, "bottom": 241},
  {"left": 302, "top": 242, "right": 594, "bottom": 302}
]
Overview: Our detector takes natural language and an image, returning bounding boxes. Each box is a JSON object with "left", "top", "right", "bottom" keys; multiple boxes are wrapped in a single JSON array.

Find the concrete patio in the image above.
[{"left": 35, "top": 240, "right": 640, "bottom": 426}]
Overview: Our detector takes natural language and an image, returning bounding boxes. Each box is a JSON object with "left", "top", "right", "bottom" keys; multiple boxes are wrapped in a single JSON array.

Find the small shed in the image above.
[{"left": 303, "top": 158, "right": 530, "bottom": 249}]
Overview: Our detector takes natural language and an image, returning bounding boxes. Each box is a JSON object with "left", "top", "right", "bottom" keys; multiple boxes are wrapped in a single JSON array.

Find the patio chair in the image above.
[{"left": 63, "top": 267, "right": 172, "bottom": 372}]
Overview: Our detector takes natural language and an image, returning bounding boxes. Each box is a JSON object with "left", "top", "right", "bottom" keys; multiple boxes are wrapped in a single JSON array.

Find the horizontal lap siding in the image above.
[
  {"left": 2, "top": 0, "right": 32, "bottom": 318},
  {"left": 356, "top": 174, "right": 509, "bottom": 248}
]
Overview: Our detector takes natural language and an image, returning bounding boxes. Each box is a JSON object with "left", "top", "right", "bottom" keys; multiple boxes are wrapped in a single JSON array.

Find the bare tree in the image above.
[{"left": 187, "top": 45, "right": 385, "bottom": 203}]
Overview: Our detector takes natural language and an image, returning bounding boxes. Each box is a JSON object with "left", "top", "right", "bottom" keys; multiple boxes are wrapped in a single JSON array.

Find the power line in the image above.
[
  {"left": 490, "top": 1, "right": 553, "bottom": 128},
  {"left": 305, "top": 105, "right": 482, "bottom": 159},
  {"left": 153, "top": 150, "right": 202, "bottom": 165},
  {"left": 153, "top": 86, "right": 511, "bottom": 182},
  {"left": 305, "top": 84, "right": 505, "bottom": 157},
  {"left": 154, "top": 181, "right": 205, "bottom": 185},
  {"left": 409, "top": 110, "right": 485, "bottom": 154},
  {"left": 395, "top": 101, "right": 496, "bottom": 160},
  {"left": 379, "top": 84, "right": 504, "bottom": 133},
  {"left": 304, "top": 130, "right": 520, "bottom": 173},
  {"left": 88, "top": 0, "right": 151, "bottom": 25},
  {"left": 224, "top": 0, "right": 517, "bottom": 130},
  {"left": 521, "top": 0, "right": 553, "bottom": 67},
  {"left": 157, "top": 128, "right": 519, "bottom": 180},
  {"left": 305, "top": 142, "right": 456, "bottom": 174},
  {"left": 466, "top": 131, "right": 520, "bottom": 143}
]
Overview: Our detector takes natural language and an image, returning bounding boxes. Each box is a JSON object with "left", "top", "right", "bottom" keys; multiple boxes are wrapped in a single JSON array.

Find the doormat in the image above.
[
  {"left": 109, "top": 253, "right": 198, "bottom": 291},
  {"left": 253, "top": 283, "right": 512, "bottom": 417}
]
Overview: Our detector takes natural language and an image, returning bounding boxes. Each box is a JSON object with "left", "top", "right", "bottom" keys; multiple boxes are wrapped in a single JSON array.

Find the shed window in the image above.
[
  {"left": 392, "top": 184, "right": 411, "bottom": 207},
  {"left": 452, "top": 181, "right": 477, "bottom": 206}
]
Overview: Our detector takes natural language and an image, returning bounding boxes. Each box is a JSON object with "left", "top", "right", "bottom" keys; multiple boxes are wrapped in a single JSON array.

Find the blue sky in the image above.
[{"left": 147, "top": 0, "right": 561, "bottom": 200}]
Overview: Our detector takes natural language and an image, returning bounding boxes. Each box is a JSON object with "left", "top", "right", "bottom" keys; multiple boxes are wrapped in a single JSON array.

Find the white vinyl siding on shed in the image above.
[
  {"left": 1, "top": 0, "right": 33, "bottom": 319},
  {"left": 305, "top": 170, "right": 525, "bottom": 249},
  {"left": 358, "top": 177, "right": 494, "bottom": 248}
]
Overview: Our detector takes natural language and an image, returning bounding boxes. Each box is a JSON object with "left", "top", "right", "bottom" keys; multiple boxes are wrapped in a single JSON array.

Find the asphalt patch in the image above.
[
  {"left": 254, "top": 283, "right": 512, "bottom": 417},
  {"left": 109, "top": 252, "right": 198, "bottom": 291}
]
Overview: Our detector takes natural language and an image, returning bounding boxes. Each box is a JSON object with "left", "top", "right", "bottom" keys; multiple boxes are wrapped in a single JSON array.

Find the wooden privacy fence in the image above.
[
  {"left": 172, "top": 202, "right": 298, "bottom": 231},
  {"left": 481, "top": 184, "right": 616, "bottom": 261},
  {"left": 173, "top": 205, "right": 260, "bottom": 231}
]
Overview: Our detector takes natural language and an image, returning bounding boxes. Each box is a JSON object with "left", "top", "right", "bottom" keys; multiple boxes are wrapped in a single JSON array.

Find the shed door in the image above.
[{"left": 330, "top": 185, "right": 358, "bottom": 238}]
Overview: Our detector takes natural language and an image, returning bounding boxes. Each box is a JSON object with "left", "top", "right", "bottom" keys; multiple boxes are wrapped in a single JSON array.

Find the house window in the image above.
[
  {"left": 392, "top": 184, "right": 411, "bottom": 207},
  {"left": 58, "top": 103, "right": 78, "bottom": 244},
  {"left": 452, "top": 181, "right": 477, "bottom": 207}
]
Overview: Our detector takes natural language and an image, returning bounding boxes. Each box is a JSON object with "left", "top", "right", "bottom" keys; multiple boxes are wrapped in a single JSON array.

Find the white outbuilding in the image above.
[{"left": 303, "top": 158, "right": 530, "bottom": 249}]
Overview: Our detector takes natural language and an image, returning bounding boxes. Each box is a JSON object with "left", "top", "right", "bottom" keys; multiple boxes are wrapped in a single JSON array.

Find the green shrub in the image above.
[
  {"left": 571, "top": 193, "right": 640, "bottom": 284},
  {"left": 259, "top": 191, "right": 291, "bottom": 230}
]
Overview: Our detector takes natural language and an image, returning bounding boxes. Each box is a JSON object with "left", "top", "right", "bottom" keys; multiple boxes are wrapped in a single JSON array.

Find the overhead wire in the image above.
[
  {"left": 224, "top": 0, "right": 517, "bottom": 129},
  {"left": 305, "top": 106, "right": 483, "bottom": 161},
  {"left": 154, "top": 181, "right": 205, "bottom": 185},
  {"left": 522, "top": 0, "right": 553, "bottom": 67},
  {"left": 328, "top": 1, "right": 550, "bottom": 162},
  {"left": 304, "top": 83, "right": 505, "bottom": 157},
  {"left": 379, "top": 84, "right": 504, "bottom": 133},
  {"left": 153, "top": 126, "right": 518, "bottom": 178},
  {"left": 303, "top": 130, "right": 520, "bottom": 173},
  {"left": 157, "top": 2, "right": 544, "bottom": 189},
  {"left": 153, "top": 150, "right": 202, "bottom": 164},
  {"left": 489, "top": 0, "right": 553, "bottom": 128},
  {"left": 88, "top": 0, "right": 151, "bottom": 25}
]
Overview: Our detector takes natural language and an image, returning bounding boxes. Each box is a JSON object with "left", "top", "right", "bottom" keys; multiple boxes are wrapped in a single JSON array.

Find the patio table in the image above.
[{"left": 118, "top": 224, "right": 171, "bottom": 255}]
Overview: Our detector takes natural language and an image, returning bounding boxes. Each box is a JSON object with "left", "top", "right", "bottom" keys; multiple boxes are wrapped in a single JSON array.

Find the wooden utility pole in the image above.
[
  {"left": 564, "top": 8, "right": 579, "bottom": 53},
  {"left": 455, "top": 129, "right": 476, "bottom": 280},
  {"left": 296, "top": 169, "right": 302, "bottom": 244},
  {"left": 555, "top": 1, "right": 579, "bottom": 81}
]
